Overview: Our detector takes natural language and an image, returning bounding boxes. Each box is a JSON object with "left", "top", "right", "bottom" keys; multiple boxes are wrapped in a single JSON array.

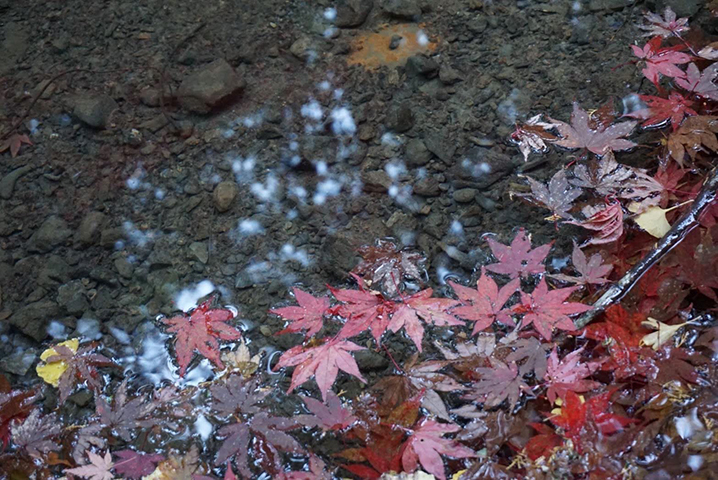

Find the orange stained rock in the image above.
[{"left": 347, "top": 24, "right": 438, "bottom": 70}]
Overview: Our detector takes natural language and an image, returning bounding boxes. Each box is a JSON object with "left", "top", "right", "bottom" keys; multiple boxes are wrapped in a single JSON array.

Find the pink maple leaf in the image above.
[
  {"left": 65, "top": 451, "right": 114, "bottom": 480},
  {"left": 0, "top": 133, "right": 33, "bottom": 158},
  {"left": 274, "top": 337, "right": 366, "bottom": 402},
  {"left": 544, "top": 347, "right": 602, "bottom": 403},
  {"left": 484, "top": 228, "right": 552, "bottom": 279},
  {"left": 514, "top": 278, "right": 591, "bottom": 341},
  {"left": 113, "top": 450, "right": 164, "bottom": 479},
  {"left": 549, "top": 242, "right": 613, "bottom": 286},
  {"left": 331, "top": 275, "right": 397, "bottom": 343},
  {"left": 631, "top": 36, "right": 692, "bottom": 86},
  {"left": 566, "top": 199, "right": 624, "bottom": 246},
  {"left": 549, "top": 103, "right": 638, "bottom": 156},
  {"left": 401, "top": 419, "right": 476, "bottom": 480},
  {"left": 387, "top": 289, "right": 463, "bottom": 352},
  {"left": 271, "top": 287, "right": 331, "bottom": 338},
  {"left": 161, "top": 296, "right": 242, "bottom": 376},
  {"left": 638, "top": 7, "right": 690, "bottom": 38},
  {"left": 297, "top": 392, "right": 357, "bottom": 431},
  {"left": 676, "top": 63, "right": 718, "bottom": 101},
  {"left": 450, "top": 267, "right": 520, "bottom": 334}
]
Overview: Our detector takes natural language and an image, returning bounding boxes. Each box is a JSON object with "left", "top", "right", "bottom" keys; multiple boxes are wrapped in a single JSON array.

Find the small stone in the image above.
[
  {"left": 389, "top": 34, "right": 403, "bottom": 50},
  {"left": 424, "top": 130, "right": 456, "bottom": 163},
  {"left": 290, "top": 36, "right": 319, "bottom": 61},
  {"left": 385, "top": 103, "right": 414, "bottom": 133},
  {"left": 0, "top": 165, "right": 32, "bottom": 200},
  {"left": 72, "top": 94, "right": 118, "bottom": 129},
  {"left": 454, "top": 188, "right": 478, "bottom": 203},
  {"left": 362, "top": 170, "right": 392, "bottom": 193},
  {"left": 381, "top": 0, "right": 421, "bottom": 18},
  {"left": 405, "top": 138, "right": 431, "bottom": 166},
  {"left": 114, "top": 257, "right": 134, "bottom": 279},
  {"left": 439, "top": 64, "right": 462, "bottom": 84},
  {"left": 28, "top": 216, "right": 72, "bottom": 253},
  {"left": 335, "top": 0, "right": 374, "bottom": 27},
  {"left": 57, "top": 280, "right": 89, "bottom": 315},
  {"left": 406, "top": 54, "right": 439, "bottom": 78},
  {"left": 0, "top": 349, "right": 36, "bottom": 376},
  {"left": 75, "top": 211, "right": 106, "bottom": 245},
  {"left": 177, "top": 59, "right": 245, "bottom": 114},
  {"left": 189, "top": 242, "right": 209, "bottom": 264},
  {"left": 213, "top": 180, "right": 238, "bottom": 212},
  {"left": 414, "top": 176, "right": 441, "bottom": 196}
]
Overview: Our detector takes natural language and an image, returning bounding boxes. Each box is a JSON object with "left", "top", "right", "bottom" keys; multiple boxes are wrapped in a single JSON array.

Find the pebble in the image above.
[
  {"left": 189, "top": 242, "right": 209, "bottom": 264},
  {"left": 405, "top": 138, "right": 431, "bottom": 166},
  {"left": 75, "top": 211, "right": 106, "bottom": 246},
  {"left": 72, "top": 94, "right": 118, "bottom": 129},
  {"left": 28, "top": 216, "right": 72, "bottom": 253},
  {"left": 177, "top": 59, "right": 245, "bottom": 114},
  {"left": 385, "top": 103, "right": 414, "bottom": 133},
  {"left": 213, "top": 181, "right": 238, "bottom": 212},
  {"left": 0, "top": 165, "right": 33, "bottom": 199},
  {"left": 453, "top": 188, "right": 478, "bottom": 203},
  {"left": 335, "top": 0, "right": 373, "bottom": 27}
]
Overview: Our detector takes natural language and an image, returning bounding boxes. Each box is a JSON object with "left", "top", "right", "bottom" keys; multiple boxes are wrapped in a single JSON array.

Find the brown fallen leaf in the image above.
[{"left": 0, "top": 133, "right": 33, "bottom": 158}]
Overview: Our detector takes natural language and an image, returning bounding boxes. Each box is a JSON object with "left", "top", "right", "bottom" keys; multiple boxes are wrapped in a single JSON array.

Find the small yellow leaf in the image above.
[
  {"left": 640, "top": 317, "right": 696, "bottom": 350},
  {"left": 633, "top": 206, "right": 672, "bottom": 238},
  {"left": 36, "top": 338, "right": 79, "bottom": 386}
]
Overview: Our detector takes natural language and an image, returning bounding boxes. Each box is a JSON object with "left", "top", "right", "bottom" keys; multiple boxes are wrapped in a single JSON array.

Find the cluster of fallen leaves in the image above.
[{"left": 3, "top": 7, "right": 718, "bottom": 480}]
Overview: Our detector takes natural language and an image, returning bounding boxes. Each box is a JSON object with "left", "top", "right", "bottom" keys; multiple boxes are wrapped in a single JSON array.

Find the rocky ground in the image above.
[{"left": 0, "top": 0, "right": 715, "bottom": 384}]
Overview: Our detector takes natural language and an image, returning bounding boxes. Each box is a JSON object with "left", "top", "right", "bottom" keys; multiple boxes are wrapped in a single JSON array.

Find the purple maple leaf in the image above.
[
  {"left": 113, "top": 450, "right": 164, "bottom": 479},
  {"left": 549, "top": 103, "right": 637, "bottom": 156}
]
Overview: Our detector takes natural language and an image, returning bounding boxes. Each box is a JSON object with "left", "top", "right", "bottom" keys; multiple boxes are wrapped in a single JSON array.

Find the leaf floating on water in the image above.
[
  {"left": 640, "top": 317, "right": 699, "bottom": 350},
  {"left": 36, "top": 338, "right": 79, "bottom": 387}
]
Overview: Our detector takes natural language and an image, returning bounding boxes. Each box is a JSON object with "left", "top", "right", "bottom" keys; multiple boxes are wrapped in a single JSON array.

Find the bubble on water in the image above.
[
  {"left": 76, "top": 318, "right": 102, "bottom": 340},
  {"left": 334, "top": 88, "right": 344, "bottom": 100},
  {"left": 301, "top": 99, "right": 324, "bottom": 120},
  {"left": 281, "top": 244, "right": 311, "bottom": 267},
  {"left": 238, "top": 219, "right": 265, "bottom": 236},
  {"left": 251, "top": 174, "right": 280, "bottom": 202},
  {"left": 386, "top": 161, "right": 407, "bottom": 180},
  {"left": 688, "top": 455, "right": 704, "bottom": 471},
  {"left": 174, "top": 280, "right": 216, "bottom": 312},
  {"left": 417, "top": 30, "right": 429, "bottom": 46},
  {"left": 497, "top": 89, "right": 521, "bottom": 125},
  {"left": 450, "top": 220, "right": 464, "bottom": 236},
  {"left": 330, "top": 107, "right": 356, "bottom": 135},
  {"left": 316, "top": 161, "right": 328, "bottom": 176},
  {"left": 324, "top": 7, "right": 337, "bottom": 20},
  {"left": 572, "top": 0, "right": 582, "bottom": 12},
  {"left": 155, "top": 189, "right": 165, "bottom": 200},
  {"left": 314, "top": 178, "right": 343, "bottom": 205},
  {"left": 222, "top": 128, "right": 235, "bottom": 139},
  {"left": 195, "top": 414, "right": 214, "bottom": 441},
  {"left": 381, "top": 132, "right": 401, "bottom": 146},
  {"left": 622, "top": 93, "right": 646, "bottom": 116},
  {"left": 242, "top": 113, "right": 264, "bottom": 128},
  {"left": 289, "top": 184, "right": 308, "bottom": 200},
  {"left": 47, "top": 321, "right": 67, "bottom": 339},
  {"left": 436, "top": 266, "right": 453, "bottom": 285},
  {"left": 551, "top": 255, "right": 570, "bottom": 270},
  {"left": 289, "top": 141, "right": 299, "bottom": 151},
  {"left": 28, "top": 119, "right": 40, "bottom": 134},
  {"left": 123, "top": 221, "right": 156, "bottom": 248},
  {"left": 318, "top": 80, "right": 331, "bottom": 91},
  {"left": 109, "top": 326, "right": 131, "bottom": 345},
  {"left": 286, "top": 209, "right": 298, "bottom": 220}
]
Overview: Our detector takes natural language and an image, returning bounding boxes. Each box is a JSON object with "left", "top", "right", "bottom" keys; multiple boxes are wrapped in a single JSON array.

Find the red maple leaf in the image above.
[
  {"left": 274, "top": 337, "right": 366, "bottom": 402},
  {"left": 631, "top": 36, "right": 692, "bottom": 86},
  {"left": 400, "top": 419, "right": 476, "bottom": 480},
  {"left": 161, "top": 296, "right": 242, "bottom": 376},
  {"left": 549, "top": 103, "right": 638, "bottom": 155},
  {"left": 549, "top": 242, "right": 613, "bottom": 286},
  {"left": 583, "top": 305, "right": 656, "bottom": 380},
  {"left": 522, "top": 423, "right": 563, "bottom": 461},
  {"left": 484, "top": 228, "right": 552, "bottom": 279},
  {"left": 450, "top": 267, "right": 520, "bottom": 334},
  {"left": 566, "top": 198, "right": 624, "bottom": 246},
  {"left": 625, "top": 92, "right": 697, "bottom": 131},
  {"left": 0, "top": 386, "right": 38, "bottom": 451},
  {"left": 544, "top": 347, "right": 602, "bottom": 404},
  {"left": 0, "top": 133, "right": 33, "bottom": 158},
  {"left": 330, "top": 275, "right": 397, "bottom": 343},
  {"left": 271, "top": 287, "right": 330, "bottom": 338},
  {"left": 513, "top": 278, "right": 591, "bottom": 341},
  {"left": 549, "top": 390, "right": 634, "bottom": 451},
  {"left": 297, "top": 392, "right": 357, "bottom": 431},
  {"left": 387, "top": 289, "right": 462, "bottom": 352}
]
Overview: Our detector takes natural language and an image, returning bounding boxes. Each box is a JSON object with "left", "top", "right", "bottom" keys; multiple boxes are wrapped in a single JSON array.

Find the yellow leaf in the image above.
[
  {"left": 36, "top": 338, "right": 79, "bottom": 387},
  {"left": 633, "top": 206, "right": 672, "bottom": 238},
  {"left": 640, "top": 317, "right": 697, "bottom": 350}
]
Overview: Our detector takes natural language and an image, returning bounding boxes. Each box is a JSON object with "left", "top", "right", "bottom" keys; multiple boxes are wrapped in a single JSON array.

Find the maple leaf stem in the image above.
[
  {"left": 382, "top": 344, "right": 404, "bottom": 374},
  {"left": 575, "top": 167, "right": 718, "bottom": 329}
]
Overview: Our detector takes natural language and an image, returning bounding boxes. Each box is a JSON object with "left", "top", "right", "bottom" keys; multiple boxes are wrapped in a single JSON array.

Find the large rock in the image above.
[
  {"left": 335, "top": 0, "right": 373, "bottom": 27},
  {"left": 381, "top": 0, "right": 421, "bottom": 18},
  {"left": 9, "top": 300, "right": 60, "bottom": 341},
  {"left": 178, "top": 59, "right": 245, "bottom": 114}
]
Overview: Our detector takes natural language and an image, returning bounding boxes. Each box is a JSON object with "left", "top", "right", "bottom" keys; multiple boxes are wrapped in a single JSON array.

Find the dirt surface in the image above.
[{"left": 0, "top": 0, "right": 715, "bottom": 389}]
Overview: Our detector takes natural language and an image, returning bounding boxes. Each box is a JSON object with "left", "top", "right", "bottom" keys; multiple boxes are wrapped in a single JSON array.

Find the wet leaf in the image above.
[
  {"left": 484, "top": 228, "right": 552, "bottom": 279},
  {"left": 297, "top": 392, "right": 357, "bottom": 431},
  {"left": 463, "top": 359, "right": 529, "bottom": 408},
  {"left": 352, "top": 239, "right": 426, "bottom": 299},
  {"left": 113, "top": 450, "right": 165, "bottom": 479},
  {"left": 667, "top": 116, "right": 718, "bottom": 167},
  {"left": 549, "top": 103, "right": 637, "bottom": 155},
  {"left": 0, "top": 133, "right": 33, "bottom": 158},
  {"left": 638, "top": 6, "right": 689, "bottom": 38},
  {"left": 331, "top": 274, "right": 396, "bottom": 343},
  {"left": 161, "top": 295, "right": 242, "bottom": 376},
  {"left": 549, "top": 242, "right": 613, "bottom": 286},
  {"left": 450, "top": 268, "right": 519, "bottom": 334},
  {"left": 566, "top": 199, "right": 624, "bottom": 246},
  {"left": 274, "top": 337, "right": 366, "bottom": 402},
  {"left": 510, "top": 114, "right": 560, "bottom": 162},
  {"left": 10, "top": 409, "right": 60, "bottom": 458},
  {"left": 676, "top": 63, "right": 718, "bottom": 101},
  {"left": 514, "top": 169, "right": 582, "bottom": 221},
  {"left": 625, "top": 92, "right": 696, "bottom": 131},
  {"left": 504, "top": 336, "right": 552, "bottom": 378},
  {"left": 631, "top": 36, "right": 691, "bottom": 86},
  {"left": 401, "top": 419, "right": 475, "bottom": 480},
  {"left": 271, "top": 287, "right": 331, "bottom": 338},
  {"left": 544, "top": 347, "right": 602, "bottom": 404},
  {"left": 388, "top": 288, "right": 462, "bottom": 352},
  {"left": 42, "top": 341, "right": 116, "bottom": 403},
  {"left": 65, "top": 451, "right": 114, "bottom": 480},
  {"left": 36, "top": 338, "right": 80, "bottom": 387}
]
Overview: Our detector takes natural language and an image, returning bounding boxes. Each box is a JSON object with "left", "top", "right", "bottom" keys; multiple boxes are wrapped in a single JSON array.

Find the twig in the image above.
[{"left": 574, "top": 167, "right": 718, "bottom": 329}]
